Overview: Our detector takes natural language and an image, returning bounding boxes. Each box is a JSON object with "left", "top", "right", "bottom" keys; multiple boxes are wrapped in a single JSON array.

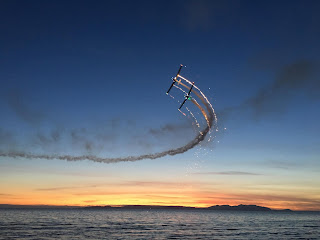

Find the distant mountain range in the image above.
[
  {"left": 0, "top": 204, "right": 292, "bottom": 211},
  {"left": 85, "top": 204, "right": 292, "bottom": 212}
]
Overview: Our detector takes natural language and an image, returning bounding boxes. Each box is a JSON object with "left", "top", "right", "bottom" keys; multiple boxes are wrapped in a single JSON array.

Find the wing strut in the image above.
[
  {"left": 166, "top": 64, "right": 183, "bottom": 95},
  {"left": 179, "top": 82, "right": 194, "bottom": 109}
]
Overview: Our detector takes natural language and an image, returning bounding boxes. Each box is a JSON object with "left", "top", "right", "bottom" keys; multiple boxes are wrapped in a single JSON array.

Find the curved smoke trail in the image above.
[{"left": 0, "top": 81, "right": 216, "bottom": 164}]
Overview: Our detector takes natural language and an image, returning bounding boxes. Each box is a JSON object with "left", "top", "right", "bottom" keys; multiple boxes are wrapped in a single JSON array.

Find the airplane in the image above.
[
  {"left": 179, "top": 82, "right": 194, "bottom": 109},
  {"left": 166, "top": 64, "right": 183, "bottom": 95}
]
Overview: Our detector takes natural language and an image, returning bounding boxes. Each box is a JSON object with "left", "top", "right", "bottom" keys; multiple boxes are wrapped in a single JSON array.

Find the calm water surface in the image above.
[{"left": 0, "top": 209, "right": 319, "bottom": 239}]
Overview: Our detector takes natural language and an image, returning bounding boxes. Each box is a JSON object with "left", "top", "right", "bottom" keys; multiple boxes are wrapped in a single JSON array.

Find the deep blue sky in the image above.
[{"left": 0, "top": 0, "right": 320, "bottom": 209}]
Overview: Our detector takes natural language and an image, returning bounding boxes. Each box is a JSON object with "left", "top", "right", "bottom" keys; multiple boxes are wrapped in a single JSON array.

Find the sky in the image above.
[{"left": 0, "top": 0, "right": 320, "bottom": 210}]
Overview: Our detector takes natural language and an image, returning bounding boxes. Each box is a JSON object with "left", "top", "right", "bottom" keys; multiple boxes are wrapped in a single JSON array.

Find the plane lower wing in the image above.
[
  {"left": 179, "top": 98, "right": 187, "bottom": 109},
  {"left": 166, "top": 82, "right": 175, "bottom": 94}
]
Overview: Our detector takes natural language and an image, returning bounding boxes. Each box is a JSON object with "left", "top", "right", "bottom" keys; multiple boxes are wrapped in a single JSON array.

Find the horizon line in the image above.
[{"left": 1, "top": 203, "right": 315, "bottom": 211}]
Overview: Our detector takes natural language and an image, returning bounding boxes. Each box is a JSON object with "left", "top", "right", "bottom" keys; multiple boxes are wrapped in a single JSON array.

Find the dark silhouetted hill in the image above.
[
  {"left": 207, "top": 204, "right": 272, "bottom": 211},
  {"left": 0, "top": 204, "right": 293, "bottom": 211}
]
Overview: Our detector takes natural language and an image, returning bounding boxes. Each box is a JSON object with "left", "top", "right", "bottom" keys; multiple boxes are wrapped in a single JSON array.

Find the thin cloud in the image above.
[
  {"left": 192, "top": 171, "right": 262, "bottom": 175},
  {"left": 35, "top": 185, "right": 98, "bottom": 191},
  {"left": 118, "top": 180, "right": 214, "bottom": 188},
  {"left": 0, "top": 193, "right": 14, "bottom": 196},
  {"left": 83, "top": 200, "right": 98, "bottom": 203},
  {"left": 263, "top": 160, "right": 301, "bottom": 170}
]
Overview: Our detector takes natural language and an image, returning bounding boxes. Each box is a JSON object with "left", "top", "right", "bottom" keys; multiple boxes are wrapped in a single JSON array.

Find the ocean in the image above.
[{"left": 0, "top": 209, "right": 319, "bottom": 239}]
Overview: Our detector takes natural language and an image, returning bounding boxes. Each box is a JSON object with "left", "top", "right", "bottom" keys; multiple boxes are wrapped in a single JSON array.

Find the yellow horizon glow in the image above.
[
  {"left": 1, "top": 160, "right": 319, "bottom": 211},
  {"left": 1, "top": 185, "right": 319, "bottom": 211}
]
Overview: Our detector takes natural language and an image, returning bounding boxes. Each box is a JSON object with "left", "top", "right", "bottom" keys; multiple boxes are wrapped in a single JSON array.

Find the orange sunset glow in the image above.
[{"left": 1, "top": 159, "right": 319, "bottom": 211}]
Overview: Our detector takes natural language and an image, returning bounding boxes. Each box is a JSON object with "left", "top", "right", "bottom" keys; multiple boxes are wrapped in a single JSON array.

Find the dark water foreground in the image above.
[{"left": 0, "top": 209, "right": 319, "bottom": 239}]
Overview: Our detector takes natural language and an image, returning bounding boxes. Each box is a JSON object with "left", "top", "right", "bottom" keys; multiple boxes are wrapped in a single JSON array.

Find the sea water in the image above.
[{"left": 0, "top": 209, "right": 319, "bottom": 239}]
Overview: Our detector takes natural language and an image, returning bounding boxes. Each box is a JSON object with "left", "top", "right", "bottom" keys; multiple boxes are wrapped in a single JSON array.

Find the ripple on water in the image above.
[{"left": 0, "top": 209, "right": 319, "bottom": 239}]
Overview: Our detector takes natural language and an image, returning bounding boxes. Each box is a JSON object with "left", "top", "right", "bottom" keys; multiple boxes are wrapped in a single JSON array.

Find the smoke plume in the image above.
[
  {"left": 0, "top": 85, "right": 216, "bottom": 164},
  {"left": 220, "top": 59, "right": 319, "bottom": 120}
]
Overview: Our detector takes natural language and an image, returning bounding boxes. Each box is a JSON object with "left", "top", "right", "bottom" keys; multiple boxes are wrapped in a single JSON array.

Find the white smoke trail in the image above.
[{"left": 186, "top": 107, "right": 200, "bottom": 129}]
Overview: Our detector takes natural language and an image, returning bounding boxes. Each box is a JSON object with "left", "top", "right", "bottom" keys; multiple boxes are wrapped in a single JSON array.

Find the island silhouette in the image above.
[
  {"left": 0, "top": 204, "right": 293, "bottom": 211},
  {"left": 84, "top": 204, "right": 292, "bottom": 211}
]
